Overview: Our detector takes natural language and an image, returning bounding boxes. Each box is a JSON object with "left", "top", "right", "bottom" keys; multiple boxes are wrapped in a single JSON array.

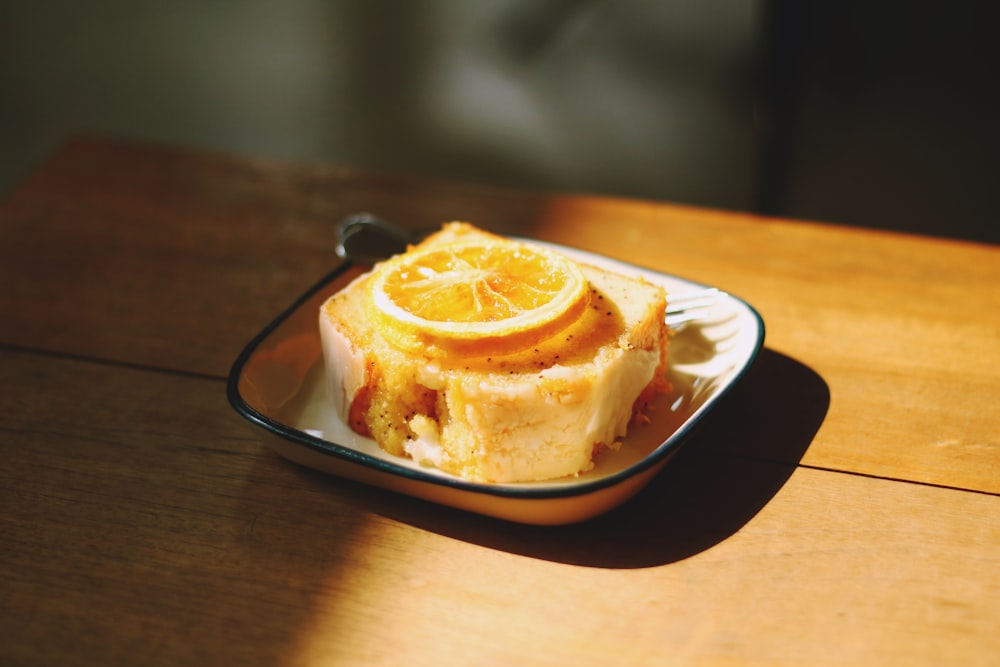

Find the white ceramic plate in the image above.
[{"left": 227, "top": 241, "right": 764, "bottom": 525}]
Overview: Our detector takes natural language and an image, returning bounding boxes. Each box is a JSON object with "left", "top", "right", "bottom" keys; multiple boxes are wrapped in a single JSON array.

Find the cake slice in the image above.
[{"left": 319, "top": 222, "right": 669, "bottom": 482}]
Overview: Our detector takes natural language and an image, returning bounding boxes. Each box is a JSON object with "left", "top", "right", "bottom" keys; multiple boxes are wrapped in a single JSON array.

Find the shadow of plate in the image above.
[{"left": 304, "top": 347, "right": 829, "bottom": 568}]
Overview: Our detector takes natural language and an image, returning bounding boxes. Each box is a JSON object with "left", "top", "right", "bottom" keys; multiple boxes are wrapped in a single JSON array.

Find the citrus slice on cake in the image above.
[{"left": 367, "top": 238, "right": 589, "bottom": 357}]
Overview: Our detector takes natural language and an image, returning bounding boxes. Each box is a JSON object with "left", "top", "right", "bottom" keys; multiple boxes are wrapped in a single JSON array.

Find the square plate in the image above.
[{"left": 227, "top": 240, "right": 764, "bottom": 525}]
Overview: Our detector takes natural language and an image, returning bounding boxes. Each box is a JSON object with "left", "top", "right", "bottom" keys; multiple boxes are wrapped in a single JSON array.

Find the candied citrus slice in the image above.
[{"left": 367, "top": 238, "right": 588, "bottom": 357}]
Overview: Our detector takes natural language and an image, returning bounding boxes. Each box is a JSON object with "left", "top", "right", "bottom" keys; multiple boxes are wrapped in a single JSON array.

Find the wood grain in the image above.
[
  {"left": 3, "top": 137, "right": 995, "bottom": 493},
  {"left": 1, "top": 349, "right": 997, "bottom": 667},
  {"left": 1, "top": 136, "right": 998, "bottom": 666}
]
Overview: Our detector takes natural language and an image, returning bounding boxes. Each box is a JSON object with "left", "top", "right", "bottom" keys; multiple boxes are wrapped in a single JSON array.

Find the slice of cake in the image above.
[{"left": 319, "top": 222, "right": 669, "bottom": 482}]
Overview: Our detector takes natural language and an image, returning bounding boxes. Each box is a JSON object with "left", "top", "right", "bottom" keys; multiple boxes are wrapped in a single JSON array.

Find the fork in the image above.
[
  {"left": 335, "top": 213, "right": 718, "bottom": 330},
  {"left": 663, "top": 287, "right": 719, "bottom": 330}
]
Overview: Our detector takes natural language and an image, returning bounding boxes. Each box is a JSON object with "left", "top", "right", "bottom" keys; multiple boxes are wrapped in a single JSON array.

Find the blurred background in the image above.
[{"left": 1, "top": 0, "right": 996, "bottom": 243}]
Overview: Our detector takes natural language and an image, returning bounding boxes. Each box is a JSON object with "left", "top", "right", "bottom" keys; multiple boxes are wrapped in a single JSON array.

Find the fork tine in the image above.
[
  {"left": 665, "top": 309, "right": 712, "bottom": 328},
  {"left": 665, "top": 288, "right": 718, "bottom": 314},
  {"left": 664, "top": 287, "right": 720, "bottom": 330}
]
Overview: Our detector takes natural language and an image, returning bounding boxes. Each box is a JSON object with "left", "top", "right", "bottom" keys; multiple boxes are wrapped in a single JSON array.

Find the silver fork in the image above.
[
  {"left": 336, "top": 213, "right": 718, "bottom": 330},
  {"left": 664, "top": 287, "right": 719, "bottom": 331}
]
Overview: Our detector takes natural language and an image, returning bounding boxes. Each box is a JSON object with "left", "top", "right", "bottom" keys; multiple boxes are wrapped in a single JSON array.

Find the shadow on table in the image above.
[{"left": 358, "top": 347, "right": 829, "bottom": 568}]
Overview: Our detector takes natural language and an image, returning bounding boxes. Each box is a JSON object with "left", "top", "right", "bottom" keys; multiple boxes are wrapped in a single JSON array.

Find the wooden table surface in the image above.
[{"left": 2, "top": 136, "right": 998, "bottom": 666}]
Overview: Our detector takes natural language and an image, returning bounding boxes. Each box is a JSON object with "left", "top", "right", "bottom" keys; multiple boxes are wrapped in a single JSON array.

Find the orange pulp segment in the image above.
[{"left": 367, "top": 238, "right": 589, "bottom": 357}]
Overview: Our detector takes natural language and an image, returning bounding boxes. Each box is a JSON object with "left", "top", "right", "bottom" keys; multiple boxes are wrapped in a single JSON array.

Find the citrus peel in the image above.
[{"left": 366, "top": 238, "right": 589, "bottom": 357}]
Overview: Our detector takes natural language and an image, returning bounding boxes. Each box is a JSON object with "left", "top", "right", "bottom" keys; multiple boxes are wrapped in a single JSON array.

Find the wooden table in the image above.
[{"left": 2, "top": 136, "right": 998, "bottom": 666}]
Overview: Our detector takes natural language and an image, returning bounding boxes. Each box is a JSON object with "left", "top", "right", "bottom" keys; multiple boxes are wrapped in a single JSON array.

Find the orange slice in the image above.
[{"left": 367, "top": 238, "right": 589, "bottom": 357}]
